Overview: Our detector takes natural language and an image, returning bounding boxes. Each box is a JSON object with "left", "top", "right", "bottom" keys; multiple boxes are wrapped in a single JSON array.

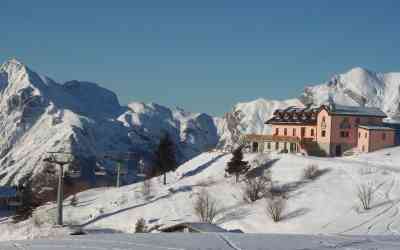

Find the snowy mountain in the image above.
[
  {"left": 0, "top": 59, "right": 218, "bottom": 186},
  {"left": 301, "top": 67, "right": 400, "bottom": 120},
  {"left": 1, "top": 58, "right": 400, "bottom": 185},
  {"left": 218, "top": 67, "right": 400, "bottom": 148}
]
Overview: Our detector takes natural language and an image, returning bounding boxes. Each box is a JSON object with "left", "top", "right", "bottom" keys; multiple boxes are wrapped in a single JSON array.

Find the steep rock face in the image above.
[{"left": 0, "top": 59, "right": 219, "bottom": 185}]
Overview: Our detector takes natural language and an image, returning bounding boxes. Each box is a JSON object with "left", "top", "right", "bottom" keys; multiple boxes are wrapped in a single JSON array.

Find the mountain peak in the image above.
[
  {"left": 0, "top": 57, "right": 29, "bottom": 77},
  {"left": 344, "top": 66, "right": 375, "bottom": 78}
]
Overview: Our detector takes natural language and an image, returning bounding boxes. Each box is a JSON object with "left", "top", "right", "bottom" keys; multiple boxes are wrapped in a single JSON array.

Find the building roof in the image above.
[
  {"left": 326, "top": 104, "right": 387, "bottom": 117},
  {"left": 266, "top": 104, "right": 387, "bottom": 125},
  {"left": 266, "top": 105, "right": 319, "bottom": 125},
  {"left": 160, "top": 222, "right": 227, "bottom": 233},
  {"left": 0, "top": 186, "right": 17, "bottom": 198},
  {"left": 358, "top": 125, "right": 395, "bottom": 131}
]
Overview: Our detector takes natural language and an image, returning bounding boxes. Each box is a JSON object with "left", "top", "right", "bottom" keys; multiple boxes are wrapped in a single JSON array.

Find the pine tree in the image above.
[
  {"left": 13, "top": 180, "right": 35, "bottom": 222},
  {"left": 225, "top": 146, "right": 250, "bottom": 183},
  {"left": 155, "top": 133, "right": 177, "bottom": 185}
]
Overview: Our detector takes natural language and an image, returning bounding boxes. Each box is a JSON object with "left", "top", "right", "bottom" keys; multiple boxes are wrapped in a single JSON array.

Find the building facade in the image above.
[{"left": 245, "top": 104, "right": 396, "bottom": 156}]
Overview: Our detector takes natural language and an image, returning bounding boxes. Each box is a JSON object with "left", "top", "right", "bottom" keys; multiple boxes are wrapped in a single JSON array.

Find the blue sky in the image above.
[{"left": 1, "top": 1, "right": 399, "bottom": 116}]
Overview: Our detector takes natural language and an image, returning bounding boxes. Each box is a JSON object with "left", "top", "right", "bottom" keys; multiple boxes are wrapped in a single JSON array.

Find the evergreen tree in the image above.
[
  {"left": 225, "top": 146, "right": 250, "bottom": 183},
  {"left": 13, "top": 180, "right": 35, "bottom": 222},
  {"left": 155, "top": 133, "right": 177, "bottom": 185}
]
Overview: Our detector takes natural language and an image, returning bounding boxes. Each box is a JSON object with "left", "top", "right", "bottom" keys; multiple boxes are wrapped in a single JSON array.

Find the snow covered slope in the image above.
[
  {"left": 4, "top": 147, "right": 400, "bottom": 240},
  {"left": 0, "top": 59, "right": 218, "bottom": 186}
]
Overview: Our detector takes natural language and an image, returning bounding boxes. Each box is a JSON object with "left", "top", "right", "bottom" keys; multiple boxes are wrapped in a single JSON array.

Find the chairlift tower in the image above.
[
  {"left": 43, "top": 151, "right": 76, "bottom": 226},
  {"left": 102, "top": 152, "right": 136, "bottom": 188}
]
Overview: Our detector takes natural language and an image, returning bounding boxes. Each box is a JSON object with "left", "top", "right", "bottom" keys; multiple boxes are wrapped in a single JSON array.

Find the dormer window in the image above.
[{"left": 340, "top": 118, "right": 351, "bottom": 129}]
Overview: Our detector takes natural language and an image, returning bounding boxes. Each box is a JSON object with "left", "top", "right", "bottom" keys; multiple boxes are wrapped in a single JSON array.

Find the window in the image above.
[
  {"left": 284, "top": 128, "right": 287, "bottom": 136},
  {"left": 311, "top": 129, "right": 314, "bottom": 137},
  {"left": 267, "top": 142, "right": 271, "bottom": 150},
  {"left": 275, "top": 142, "right": 279, "bottom": 150},
  {"left": 321, "top": 130, "right": 326, "bottom": 137},
  {"left": 275, "top": 128, "right": 279, "bottom": 135},
  {"left": 340, "top": 131, "right": 350, "bottom": 138},
  {"left": 382, "top": 133, "right": 386, "bottom": 140},
  {"left": 340, "top": 118, "right": 351, "bottom": 129},
  {"left": 321, "top": 117, "right": 327, "bottom": 129},
  {"left": 358, "top": 132, "right": 361, "bottom": 138},
  {"left": 365, "top": 132, "right": 368, "bottom": 138},
  {"left": 284, "top": 142, "right": 287, "bottom": 150},
  {"left": 301, "top": 127, "right": 306, "bottom": 137},
  {"left": 293, "top": 128, "right": 296, "bottom": 136}
]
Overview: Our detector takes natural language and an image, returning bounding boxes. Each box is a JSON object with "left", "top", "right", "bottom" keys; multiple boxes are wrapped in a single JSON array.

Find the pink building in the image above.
[{"left": 245, "top": 104, "right": 396, "bottom": 156}]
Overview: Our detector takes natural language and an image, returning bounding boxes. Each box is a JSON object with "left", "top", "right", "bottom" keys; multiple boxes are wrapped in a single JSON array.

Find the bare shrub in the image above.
[
  {"left": 302, "top": 164, "right": 320, "bottom": 180},
  {"left": 135, "top": 218, "right": 147, "bottom": 233},
  {"left": 357, "top": 183, "right": 373, "bottom": 210},
  {"left": 264, "top": 182, "right": 288, "bottom": 199},
  {"left": 358, "top": 167, "right": 377, "bottom": 176},
  {"left": 141, "top": 178, "right": 153, "bottom": 200},
  {"left": 193, "top": 189, "right": 220, "bottom": 223},
  {"left": 32, "top": 213, "right": 44, "bottom": 227},
  {"left": 266, "top": 196, "right": 286, "bottom": 222},
  {"left": 70, "top": 194, "right": 78, "bottom": 207},
  {"left": 243, "top": 175, "right": 271, "bottom": 202}
]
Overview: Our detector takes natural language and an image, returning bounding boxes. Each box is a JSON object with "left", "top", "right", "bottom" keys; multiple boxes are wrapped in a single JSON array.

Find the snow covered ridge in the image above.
[{"left": 0, "top": 58, "right": 219, "bottom": 185}]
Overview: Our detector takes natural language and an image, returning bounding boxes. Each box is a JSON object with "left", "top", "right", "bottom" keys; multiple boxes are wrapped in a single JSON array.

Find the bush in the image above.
[
  {"left": 243, "top": 175, "right": 271, "bottom": 202},
  {"left": 32, "top": 213, "right": 44, "bottom": 227},
  {"left": 135, "top": 218, "right": 147, "bottom": 233},
  {"left": 193, "top": 189, "right": 220, "bottom": 223},
  {"left": 357, "top": 183, "right": 373, "bottom": 210},
  {"left": 302, "top": 164, "right": 320, "bottom": 180},
  {"left": 264, "top": 182, "right": 288, "bottom": 199},
  {"left": 141, "top": 178, "right": 152, "bottom": 200},
  {"left": 266, "top": 196, "right": 286, "bottom": 222},
  {"left": 70, "top": 195, "right": 78, "bottom": 207}
]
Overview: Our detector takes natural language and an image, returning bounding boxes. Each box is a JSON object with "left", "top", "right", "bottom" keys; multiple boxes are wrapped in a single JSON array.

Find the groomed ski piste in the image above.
[
  {"left": 2, "top": 147, "right": 400, "bottom": 248},
  {"left": 1, "top": 233, "right": 400, "bottom": 250}
]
